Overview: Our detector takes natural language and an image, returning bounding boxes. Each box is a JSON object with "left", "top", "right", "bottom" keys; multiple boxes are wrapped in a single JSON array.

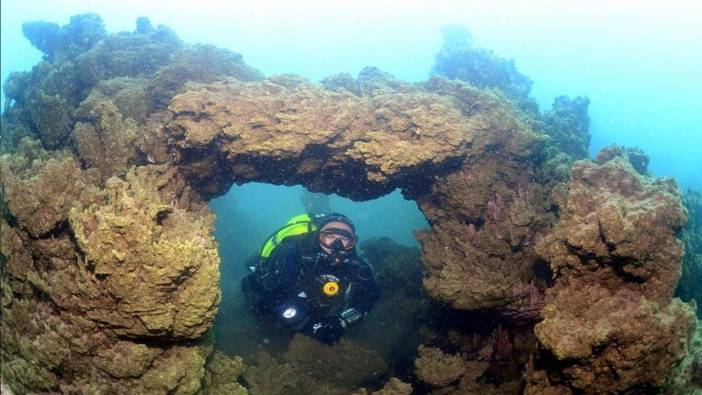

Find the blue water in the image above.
[{"left": 2, "top": 1, "right": 700, "bottom": 189}]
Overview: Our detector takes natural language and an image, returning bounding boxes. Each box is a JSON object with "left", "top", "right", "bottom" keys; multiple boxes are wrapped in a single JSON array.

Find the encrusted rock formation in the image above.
[
  {"left": 529, "top": 153, "right": 696, "bottom": 392},
  {"left": 677, "top": 188, "right": 702, "bottom": 319},
  {"left": 1, "top": 14, "right": 699, "bottom": 394},
  {"left": 432, "top": 25, "right": 538, "bottom": 114}
]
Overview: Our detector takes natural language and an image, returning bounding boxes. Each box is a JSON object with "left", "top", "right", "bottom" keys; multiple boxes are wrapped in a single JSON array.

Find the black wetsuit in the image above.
[{"left": 242, "top": 232, "right": 380, "bottom": 344}]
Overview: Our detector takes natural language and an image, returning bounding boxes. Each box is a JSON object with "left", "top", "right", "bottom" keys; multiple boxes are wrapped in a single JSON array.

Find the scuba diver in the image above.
[{"left": 241, "top": 213, "right": 379, "bottom": 344}]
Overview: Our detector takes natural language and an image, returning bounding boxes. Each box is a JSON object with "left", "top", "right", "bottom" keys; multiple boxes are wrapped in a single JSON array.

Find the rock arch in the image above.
[{"left": 1, "top": 14, "right": 699, "bottom": 393}]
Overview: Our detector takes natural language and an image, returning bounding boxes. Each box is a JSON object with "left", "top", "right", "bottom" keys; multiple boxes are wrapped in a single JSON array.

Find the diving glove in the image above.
[
  {"left": 306, "top": 317, "right": 345, "bottom": 344},
  {"left": 340, "top": 308, "right": 362, "bottom": 324}
]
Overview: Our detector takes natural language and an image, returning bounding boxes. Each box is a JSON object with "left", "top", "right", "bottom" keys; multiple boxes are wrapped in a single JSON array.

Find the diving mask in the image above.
[{"left": 319, "top": 227, "right": 357, "bottom": 251}]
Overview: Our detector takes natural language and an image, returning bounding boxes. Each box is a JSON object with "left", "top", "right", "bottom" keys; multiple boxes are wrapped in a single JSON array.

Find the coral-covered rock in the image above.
[
  {"left": 414, "top": 345, "right": 466, "bottom": 388},
  {"left": 677, "top": 188, "right": 702, "bottom": 318},
  {"left": 663, "top": 323, "right": 702, "bottom": 392},
  {"left": 371, "top": 377, "right": 413, "bottom": 395},
  {"left": 73, "top": 99, "right": 139, "bottom": 180},
  {"left": 321, "top": 72, "right": 360, "bottom": 95},
  {"left": 532, "top": 151, "right": 697, "bottom": 392},
  {"left": 242, "top": 351, "right": 300, "bottom": 395},
  {"left": 22, "top": 13, "right": 107, "bottom": 61},
  {"left": 1, "top": 138, "right": 101, "bottom": 236},
  {"left": 542, "top": 95, "right": 591, "bottom": 160},
  {"left": 536, "top": 156, "right": 686, "bottom": 304},
  {"left": 68, "top": 165, "right": 220, "bottom": 338},
  {"left": 148, "top": 44, "right": 264, "bottom": 109},
  {"left": 536, "top": 284, "right": 694, "bottom": 390},
  {"left": 432, "top": 25, "right": 538, "bottom": 113},
  {"left": 202, "top": 351, "right": 248, "bottom": 395},
  {"left": 595, "top": 144, "right": 650, "bottom": 175},
  {"left": 165, "top": 75, "right": 477, "bottom": 199},
  {"left": 284, "top": 334, "right": 388, "bottom": 389}
]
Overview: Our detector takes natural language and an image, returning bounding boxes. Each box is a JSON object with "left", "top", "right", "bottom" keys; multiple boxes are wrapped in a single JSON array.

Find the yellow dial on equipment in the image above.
[{"left": 322, "top": 281, "right": 339, "bottom": 296}]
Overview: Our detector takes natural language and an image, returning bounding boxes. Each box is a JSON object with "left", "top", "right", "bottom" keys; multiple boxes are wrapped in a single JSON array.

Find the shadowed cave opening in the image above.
[{"left": 209, "top": 182, "right": 429, "bottom": 366}]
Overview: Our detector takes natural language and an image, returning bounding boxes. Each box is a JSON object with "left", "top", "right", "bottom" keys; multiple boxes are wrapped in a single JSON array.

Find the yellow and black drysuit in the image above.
[{"left": 242, "top": 216, "right": 379, "bottom": 344}]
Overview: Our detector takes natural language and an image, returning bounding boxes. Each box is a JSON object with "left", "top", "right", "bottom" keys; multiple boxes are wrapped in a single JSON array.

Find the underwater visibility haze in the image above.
[{"left": 1, "top": 1, "right": 701, "bottom": 394}]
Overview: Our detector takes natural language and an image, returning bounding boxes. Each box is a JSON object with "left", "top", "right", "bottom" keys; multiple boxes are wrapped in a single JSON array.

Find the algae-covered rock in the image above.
[
  {"left": 595, "top": 144, "right": 650, "bottom": 175},
  {"left": 140, "top": 345, "right": 208, "bottom": 395},
  {"left": 202, "top": 351, "right": 247, "bottom": 395},
  {"left": 432, "top": 25, "right": 538, "bottom": 113},
  {"left": 542, "top": 95, "right": 591, "bottom": 160},
  {"left": 1, "top": 138, "right": 101, "bottom": 236},
  {"left": 73, "top": 98, "right": 139, "bottom": 180},
  {"left": 0, "top": 293, "right": 81, "bottom": 394},
  {"left": 536, "top": 154, "right": 687, "bottom": 304},
  {"left": 86, "top": 77, "right": 151, "bottom": 123},
  {"left": 351, "top": 237, "right": 425, "bottom": 360},
  {"left": 241, "top": 351, "right": 302, "bottom": 395},
  {"left": 27, "top": 91, "right": 74, "bottom": 148},
  {"left": 0, "top": 357, "right": 59, "bottom": 394},
  {"left": 321, "top": 72, "right": 361, "bottom": 95},
  {"left": 536, "top": 284, "right": 695, "bottom": 390},
  {"left": 68, "top": 165, "right": 221, "bottom": 338},
  {"left": 284, "top": 334, "right": 388, "bottom": 389},
  {"left": 415, "top": 156, "right": 552, "bottom": 312},
  {"left": 414, "top": 345, "right": 465, "bottom": 388},
  {"left": 165, "top": 75, "right": 477, "bottom": 199},
  {"left": 531, "top": 150, "right": 697, "bottom": 392},
  {"left": 371, "top": 377, "right": 413, "bottom": 395},
  {"left": 413, "top": 77, "right": 554, "bottom": 314},
  {"left": 4, "top": 14, "right": 184, "bottom": 152},
  {"left": 148, "top": 44, "right": 264, "bottom": 109},
  {"left": 93, "top": 341, "right": 161, "bottom": 379},
  {"left": 663, "top": 323, "right": 702, "bottom": 393},
  {"left": 240, "top": 335, "right": 387, "bottom": 395},
  {"left": 23, "top": 13, "right": 107, "bottom": 61},
  {"left": 677, "top": 188, "right": 702, "bottom": 319}
]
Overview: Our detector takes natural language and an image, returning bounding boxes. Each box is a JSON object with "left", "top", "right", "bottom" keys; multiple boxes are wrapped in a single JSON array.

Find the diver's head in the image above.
[{"left": 316, "top": 214, "right": 357, "bottom": 263}]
